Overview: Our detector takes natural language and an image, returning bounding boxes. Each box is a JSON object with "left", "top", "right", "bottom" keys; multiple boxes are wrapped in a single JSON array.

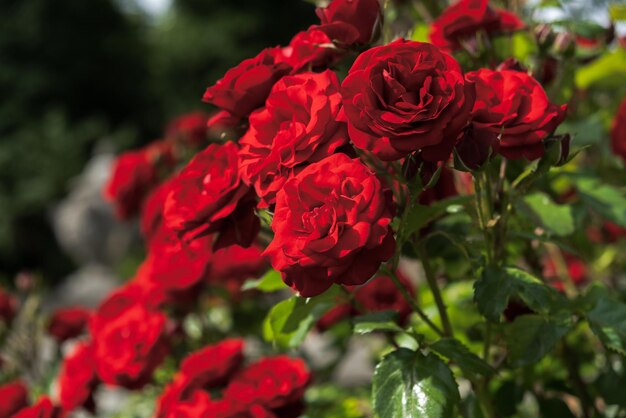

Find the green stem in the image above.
[
  {"left": 473, "top": 173, "right": 494, "bottom": 264},
  {"left": 414, "top": 241, "right": 454, "bottom": 337},
  {"left": 384, "top": 266, "right": 444, "bottom": 337}
]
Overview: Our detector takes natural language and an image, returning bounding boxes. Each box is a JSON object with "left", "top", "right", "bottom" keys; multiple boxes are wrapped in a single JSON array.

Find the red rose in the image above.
[
  {"left": 0, "top": 287, "right": 17, "bottom": 324},
  {"left": 208, "top": 244, "right": 269, "bottom": 297},
  {"left": 317, "top": 270, "right": 414, "bottom": 330},
  {"left": 611, "top": 96, "right": 626, "bottom": 163},
  {"left": 279, "top": 27, "right": 343, "bottom": 73},
  {"left": 203, "top": 48, "right": 292, "bottom": 117},
  {"left": 57, "top": 342, "right": 98, "bottom": 413},
  {"left": 155, "top": 339, "right": 245, "bottom": 418},
  {"left": 466, "top": 69, "right": 567, "bottom": 160},
  {"left": 429, "top": 0, "right": 525, "bottom": 52},
  {"left": 223, "top": 356, "right": 310, "bottom": 416},
  {"left": 90, "top": 288, "right": 169, "bottom": 389},
  {"left": 137, "top": 230, "right": 214, "bottom": 307},
  {"left": 163, "top": 142, "right": 259, "bottom": 249},
  {"left": 0, "top": 380, "right": 29, "bottom": 418},
  {"left": 140, "top": 176, "right": 174, "bottom": 241},
  {"left": 207, "top": 110, "right": 244, "bottom": 140},
  {"left": 239, "top": 70, "right": 348, "bottom": 207},
  {"left": 341, "top": 39, "right": 474, "bottom": 161},
  {"left": 166, "top": 112, "right": 208, "bottom": 146},
  {"left": 12, "top": 397, "right": 60, "bottom": 418},
  {"left": 316, "top": 0, "right": 382, "bottom": 45},
  {"left": 47, "top": 307, "right": 91, "bottom": 343},
  {"left": 105, "top": 140, "right": 176, "bottom": 219},
  {"left": 265, "top": 153, "right": 395, "bottom": 297},
  {"left": 180, "top": 339, "right": 244, "bottom": 388}
]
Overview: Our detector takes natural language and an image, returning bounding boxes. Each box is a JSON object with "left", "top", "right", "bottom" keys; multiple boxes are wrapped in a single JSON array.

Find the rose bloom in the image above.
[
  {"left": 280, "top": 24, "right": 351, "bottom": 73},
  {"left": 47, "top": 307, "right": 91, "bottom": 343},
  {"left": 163, "top": 142, "right": 259, "bottom": 249},
  {"left": 611, "top": 95, "right": 626, "bottom": 163},
  {"left": 137, "top": 230, "right": 214, "bottom": 307},
  {"left": 90, "top": 287, "right": 169, "bottom": 389},
  {"left": 0, "top": 380, "right": 29, "bottom": 418},
  {"left": 203, "top": 47, "right": 292, "bottom": 117},
  {"left": 140, "top": 176, "right": 175, "bottom": 242},
  {"left": 12, "top": 397, "right": 60, "bottom": 418},
  {"left": 318, "top": 270, "right": 414, "bottom": 330},
  {"left": 0, "top": 287, "right": 17, "bottom": 324},
  {"left": 57, "top": 342, "right": 98, "bottom": 413},
  {"left": 466, "top": 69, "right": 567, "bottom": 160},
  {"left": 166, "top": 112, "right": 208, "bottom": 147},
  {"left": 429, "top": 0, "right": 525, "bottom": 52},
  {"left": 208, "top": 244, "right": 269, "bottom": 297},
  {"left": 316, "top": 0, "right": 382, "bottom": 45},
  {"left": 265, "top": 153, "right": 396, "bottom": 297},
  {"left": 223, "top": 356, "right": 311, "bottom": 417},
  {"left": 239, "top": 70, "right": 348, "bottom": 207},
  {"left": 104, "top": 140, "right": 176, "bottom": 219},
  {"left": 341, "top": 39, "right": 474, "bottom": 162},
  {"left": 155, "top": 339, "right": 245, "bottom": 418}
]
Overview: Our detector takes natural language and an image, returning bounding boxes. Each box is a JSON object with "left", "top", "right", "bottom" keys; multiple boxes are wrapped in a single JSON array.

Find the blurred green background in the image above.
[{"left": 0, "top": 0, "right": 315, "bottom": 284}]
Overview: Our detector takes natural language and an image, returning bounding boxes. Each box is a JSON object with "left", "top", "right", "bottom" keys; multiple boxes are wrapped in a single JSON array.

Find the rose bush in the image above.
[{"left": 4, "top": 0, "right": 626, "bottom": 417}]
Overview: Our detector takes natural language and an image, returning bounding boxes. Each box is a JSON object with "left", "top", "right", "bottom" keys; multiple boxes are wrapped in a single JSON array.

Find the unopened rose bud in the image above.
[
  {"left": 553, "top": 31, "right": 575, "bottom": 56},
  {"left": 555, "top": 133, "right": 572, "bottom": 166},
  {"left": 534, "top": 23, "right": 555, "bottom": 50},
  {"left": 454, "top": 125, "right": 500, "bottom": 171}
]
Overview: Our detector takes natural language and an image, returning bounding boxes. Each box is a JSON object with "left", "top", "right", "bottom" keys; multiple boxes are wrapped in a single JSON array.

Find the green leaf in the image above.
[
  {"left": 586, "top": 290, "right": 626, "bottom": 354},
  {"left": 353, "top": 311, "right": 403, "bottom": 335},
  {"left": 372, "top": 348, "right": 460, "bottom": 418},
  {"left": 610, "top": 4, "right": 626, "bottom": 21},
  {"left": 474, "top": 266, "right": 560, "bottom": 322},
  {"left": 411, "top": 23, "right": 429, "bottom": 42},
  {"left": 241, "top": 269, "right": 287, "bottom": 292},
  {"left": 430, "top": 338, "right": 495, "bottom": 377},
  {"left": 520, "top": 193, "right": 575, "bottom": 236},
  {"left": 402, "top": 195, "right": 472, "bottom": 240},
  {"left": 574, "top": 176, "right": 626, "bottom": 227},
  {"left": 504, "top": 315, "right": 570, "bottom": 367},
  {"left": 262, "top": 286, "right": 341, "bottom": 349},
  {"left": 576, "top": 49, "right": 626, "bottom": 89}
]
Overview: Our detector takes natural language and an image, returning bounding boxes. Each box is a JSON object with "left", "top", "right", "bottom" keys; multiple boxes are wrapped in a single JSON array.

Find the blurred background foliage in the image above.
[{"left": 0, "top": 0, "right": 315, "bottom": 284}]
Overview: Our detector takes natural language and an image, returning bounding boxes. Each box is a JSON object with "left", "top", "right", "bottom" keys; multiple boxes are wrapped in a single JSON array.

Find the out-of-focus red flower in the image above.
[
  {"left": 429, "top": 0, "right": 525, "bottom": 52},
  {"left": 166, "top": 112, "right": 208, "bottom": 147},
  {"left": 105, "top": 140, "right": 176, "bottom": 219},
  {"left": 163, "top": 142, "right": 259, "bottom": 250},
  {"left": 223, "top": 356, "right": 311, "bottom": 417},
  {"left": 239, "top": 70, "right": 348, "bottom": 207},
  {"left": 47, "top": 307, "right": 91, "bottom": 343},
  {"left": 140, "top": 176, "right": 176, "bottom": 242},
  {"left": 317, "top": 270, "right": 414, "bottom": 330},
  {"left": 543, "top": 252, "right": 588, "bottom": 292},
  {"left": 12, "top": 397, "right": 61, "bottom": 418},
  {"left": 466, "top": 69, "right": 567, "bottom": 160},
  {"left": 90, "top": 286, "right": 169, "bottom": 389},
  {"left": 57, "top": 342, "right": 98, "bottom": 413},
  {"left": 341, "top": 39, "right": 473, "bottom": 162},
  {"left": 0, "top": 380, "right": 29, "bottom": 418},
  {"left": 0, "top": 287, "right": 17, "bottom": 325},
  {"left": 587, "top": 220, "right": 626, "bottom": 243},
  {"left": 316, "top": 0, "right": 382, "bottom": 45},
  {"left": 611, "top": 96, "right": 626, "bottom": 163},
  {"left": 203, "top": 48, "right": 292, "bottom": 117},
  {"left": 265, "top": 154, "right": 395, "bottom": 297},
  {"left": 419, "top": 166, "right": 459, "bottom": 206},
  {"left": 208, "top": 244, "right": 269, "bottom": 297}
]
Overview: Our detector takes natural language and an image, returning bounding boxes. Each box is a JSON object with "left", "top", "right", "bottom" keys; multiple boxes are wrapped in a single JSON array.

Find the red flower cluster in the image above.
[
  {"left": 156, "top": 339, "right": 311, "bottom": 418},
  {"left": 47, "top": 307, "right": 91, "bottom": 343},
  {"left": 430, "top": 0, "right": 525, "bottom": 52}
]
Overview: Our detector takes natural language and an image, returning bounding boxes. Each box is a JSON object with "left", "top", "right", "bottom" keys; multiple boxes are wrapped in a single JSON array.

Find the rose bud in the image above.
[{"left": 455, "top": 125, "right": 500, "bottom": 171}]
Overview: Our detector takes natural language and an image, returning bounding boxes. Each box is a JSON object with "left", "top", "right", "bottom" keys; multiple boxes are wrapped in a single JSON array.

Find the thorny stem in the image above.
[
  {"left": 383, "top": 266, "right": 444, "bottom": 337},
  {"left": 414, "top": 241, "right": 454, "bottom": 337}
]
